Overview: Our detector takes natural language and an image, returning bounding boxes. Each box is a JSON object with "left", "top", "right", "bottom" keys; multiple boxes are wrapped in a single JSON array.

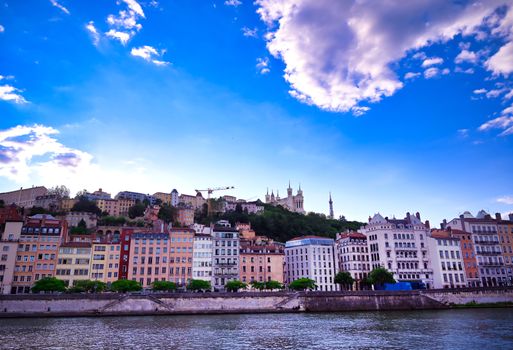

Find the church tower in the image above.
[
  {"left": 265, "top": 188, "right": 270, "bottom": 203},
  {"left": 328, "top": 192, "right": 334, "bottom": 219}
]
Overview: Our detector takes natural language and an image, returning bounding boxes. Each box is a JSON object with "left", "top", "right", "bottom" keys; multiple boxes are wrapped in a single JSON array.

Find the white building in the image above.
[
  {"left": 212, "top": 224, "right": 240, "bottom": 290},
  {"left": 171, "top": 189, "right": 179, "bottom": 207},
  {"left": 224, "top": 201, "right": 264, "bottom": 214},
  {"left": 335, "top": 231, "right": 370, "bottom": 290},
  {"left": 284, "top": 236, "right": 338, "bottom": 291},
  {"left": 65, "top": 211, "right": 98, "bottom": 228},
  {"left": 361, "top": 212, "right": 434, "bottom": 289},
  {"left": 192, "top": 233, "right": 213, "bottom": 284},
  {"left": 428, "top": 230, "right": 467, "bottom": 289}
]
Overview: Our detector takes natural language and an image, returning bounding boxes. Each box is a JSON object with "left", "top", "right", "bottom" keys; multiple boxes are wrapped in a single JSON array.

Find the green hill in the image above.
[{"left": 197, "top": 202, "right": 363, "bottom": 243}]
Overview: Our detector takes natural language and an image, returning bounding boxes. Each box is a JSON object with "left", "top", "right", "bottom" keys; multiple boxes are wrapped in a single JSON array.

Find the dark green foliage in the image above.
[
  {"left": 334, "top": 271, "right": 355, "bottom": 290},
  {"left": 152, "top": 281, "right": 177, "bottom": 291},
  {"left": 367, "top": 267, "right": 396, "bottom": 287},
  {"left": 187, "top": 279, "right": 212, "bottom": 292},
  {"left": 225, "top": 280, "right": 247, "bottom": 292},
  {"left": 250, "top": 281, "right": 266, "bottom": 291},
  {"left": 265, "top": 280, "right": 284, "bottom": 290},
  {"left": 71, "top": 197, "right": 101, "bottom": 216},
  {"left": 196, "top": 202, "right": 362, "bottom": 242},
  {"left": 128, "top": 203, "right": 146, "bottom": 219},
  {"left": 288, "top": 278, "right": 316, "bottom": 291},
  {"left": 110, "top": 279, "right": 142, "bottom": 292},
  {"left": 98, "top": 216, "right": 127, "bottom": 226},
  {"left": 69, "top": 226, "right": 88, "bottom": 235},
  {"left": 32, "top": 277, "right": 66, "bottom": 293},
  {"left": 67, "top": 280, "right": 106, "bottom": 293},
  {"left": 158, "top": 204, "right": 177, "bottom": 223}
]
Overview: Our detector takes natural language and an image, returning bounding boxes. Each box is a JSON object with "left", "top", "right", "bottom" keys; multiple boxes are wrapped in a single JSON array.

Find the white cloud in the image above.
[
  {"left": 404, "top": 72, "right": 420, "bottom": 80},
  {"left": 424, "top": 67, "right": 440, "bottom": 79},
  {"left": 107, "top": 10, "right": 142, "bottom": 31},
  {"left": 505, "top": 89, "right": 513, "bottom": 100},
  {"left": 225, "top": 0, "right": 242, "bottom": 6},
  {"left": 0, "top": 25, "right": 4, "bottom": 33},
  {"left": 486, "top": 88, "right": 506, "bottom": 98},
  {"left": 486, "top": 41, "right": 513, "bottom": 76},
  {"left": 455, "top": 66, "right": 474, "bottom": 74},
  {"left": 497, "top": 196, "right": 513, "bottom": 205},
  {"left": 255, "top": 0, "right": 511, "bottom": 114},
  {"left": 473, "top": 88, "right": 487, "bottom": 94},
  {"left": 122, "top": 0, "right": 145, "bottom": 18},
  {"left": 455, "top": 49, "right": 478, "bottom": 64},
  {"left": 242, "top": 26, "right": 258, "bottom": 38},
  {"left": 130, "top": 45, "right": 169, "bottom": 66},
  {"left": 441, "top": 68, "right": 450, "bottom": 75},
  {"left": 478, "top": 107, "right": 513, "bottom": 136},
  {"left": 0, "top": 125, "right": 93, "bottom": 183},
  {"left": 0, "top": 84, "right": 28, "bottom": 104},
  {"left": 457, "top": 129, "right": 469, "bottom": 138},
  {"left": 49, "top": 0, "right": 70, "bottom": 15},
  {"left": 412, "top": 52, "right": 426, "bottom": 60},
  {"left": 105, "top": 29, "right": 131, "bottom": 45},
  {"left": 85, "top": 21, "right": 100, "bottom": 46},
  {"left": 422, "top": 57, "right": 444, "bottom": 67},
  {"left": 256, "top": 57, "right": 270, "bottom": 74}
]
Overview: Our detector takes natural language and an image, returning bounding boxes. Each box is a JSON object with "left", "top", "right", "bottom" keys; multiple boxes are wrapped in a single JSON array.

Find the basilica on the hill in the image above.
[{"left": 265, "top": 182, "right": 305, "bottom": 214}]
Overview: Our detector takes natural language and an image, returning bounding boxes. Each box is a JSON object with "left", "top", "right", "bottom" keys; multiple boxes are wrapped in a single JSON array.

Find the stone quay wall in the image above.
[{"left": 0, "top": 287, "right": 511, "bottom": 318}]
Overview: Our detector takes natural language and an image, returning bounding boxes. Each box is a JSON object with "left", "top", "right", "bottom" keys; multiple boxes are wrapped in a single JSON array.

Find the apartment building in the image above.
[
  {"left": 428, "top": 230, "right": 467, "bottom": 289},
  {"left": 212, "top": 224, "right": 240, "bottom": 290},
  {"left": 335, "top": 231, "right": 370, "bottom": 290},
  {"left": 55, "top": 242, "right": 92, "bottom": 287},
  {"left": 0, "top": 221, "right": 23, "bottom": 294}
]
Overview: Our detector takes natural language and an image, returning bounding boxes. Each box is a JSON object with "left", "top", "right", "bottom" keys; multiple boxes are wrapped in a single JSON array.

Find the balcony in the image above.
[
  {"left": 394, "top": 246, "right": 418, "bottom": 251},
  {"left": 472, "top": 230, "right": 497, "bottom": 235},
  {"left": 215, "top": 262, "right": 237, "bottom": 267},
  {"left": 479, "top": 262, "right": 504, "bottom": 267},
  {"left": 476, "top": 251, "right": 501, "bottom": 256}
]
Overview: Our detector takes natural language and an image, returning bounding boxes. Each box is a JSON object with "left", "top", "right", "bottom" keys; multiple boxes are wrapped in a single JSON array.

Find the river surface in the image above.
[{"left": 0, "top": 309, "right": 512, "bottom": 349}]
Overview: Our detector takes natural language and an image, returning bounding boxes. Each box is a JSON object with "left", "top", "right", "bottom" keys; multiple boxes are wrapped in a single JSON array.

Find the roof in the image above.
[
  {"left": 60, "top": 242, "right": 91, "bottom": 248},
  {"left": 430, "top": 230, "right": 459, "bottom": 240},
  {"left": 337, "top": 232, "right": 367, "bottom": 240},
  {"left": 289, "top": 235, "right": 329, "bottom": 241}
]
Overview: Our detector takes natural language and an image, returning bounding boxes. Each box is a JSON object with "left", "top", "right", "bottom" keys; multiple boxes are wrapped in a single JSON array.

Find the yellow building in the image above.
[
  {"left": 56, "top": 242, "right": 91, "bottom": 287},
  {"left": 90, "top": 242, "right": 121, "bottom": 285},
  {"left": 153, "top": 192, "right": 172, "bottom": 205},
  {"left": 61, "top": 198, "right": 78, "bottom": 212}
]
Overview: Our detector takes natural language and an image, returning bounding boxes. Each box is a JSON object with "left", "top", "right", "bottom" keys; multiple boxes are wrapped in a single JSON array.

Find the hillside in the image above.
[{"left": 197, "top": 203, "right": 364, "bottom": 243}]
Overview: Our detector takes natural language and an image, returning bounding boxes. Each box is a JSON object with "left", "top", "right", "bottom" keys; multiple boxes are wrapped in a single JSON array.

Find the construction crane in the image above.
[{"left": 194, "top": 186, "right": 235, "bottom": 216}]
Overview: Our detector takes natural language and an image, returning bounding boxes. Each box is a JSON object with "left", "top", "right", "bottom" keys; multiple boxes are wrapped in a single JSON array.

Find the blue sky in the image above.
[{"left": 1, "top": 0, "right": 513, "bottom": 225}]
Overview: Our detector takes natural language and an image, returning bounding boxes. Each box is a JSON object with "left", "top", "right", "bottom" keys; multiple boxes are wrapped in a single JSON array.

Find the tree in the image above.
[
  {"left": 128, "top": 203, "right": 146, "bottom": 219},
  {"left": 32, "top": 277, "right": 66, "bottom": 293},
  {"left": 367, "top": 267, "right": 396, "bottom": 287},
  {"left": 265, "top": 280, "right": 284, "bottom": 290},
  {"left": 225, "top": 280, "right": 247, "bottom": 292},
  {"left": 288, "top": 278, "right": 316, "bottom": 291},
  {"left": 72, "top": 198, "right": 101, "bottom": 216},
  {"left": 334, "top": 271, "right": 355, "bottom": 291},
  {"left": 110, "top": 279, "right": 142, "bottom": 293},
  {"left": 0, "top": 199, "right": 4, "bottom": 208},
  {"left": 187, "top": 279, "right": 212, "bottom": 292},
  {"left": 158, "top": 204, "right": 177, "bottom": 223},
  {"left": 152, "top": 281, "right": 177, "bottom": 292},
  {"left": 67, "top": 280, "right": 106, "bottom": 293},
  {"left": 29, "top": 206, "right": 50, "bottom": 216},
  {"left": 250, "top": 281, "right": 266, "bottom": 291},
  {"left": 47, "top": 185, "right": 71, "bottom": 199}
]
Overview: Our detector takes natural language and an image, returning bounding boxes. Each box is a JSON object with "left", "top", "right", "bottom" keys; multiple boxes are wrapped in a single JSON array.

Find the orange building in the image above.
[
  {"left": 240, "top": 243, "right": 284, "bottom": 285},
  {"left": 12, "top": 214, "right": 67, "bottom": 293},
  {"left": 169, "top": 228, "right": 194, "bottom": 285},
  {"left": 177, "top": 207, "right": 194, "bottom": 227},
  {"left": 128, "top": 233, "right": 171, "bottom": 288},
  {"left": 0, "top": 221, "right": 23, "bottom": 294},
  {"left": 450, "top": 228, "right": 479, "bottom": 287}
]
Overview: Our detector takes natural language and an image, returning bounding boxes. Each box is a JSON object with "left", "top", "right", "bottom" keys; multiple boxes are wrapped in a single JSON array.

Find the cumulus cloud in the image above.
[
  {"left": 49, "top": 0, "right": 70, "bottom": 15},
  {"left": 478, "top": 104, "right": 513, "bottom": 136},
  {"left": 255, "top": 0, "right": 512, "bottom": 114},
  {"left": 455, "top": 66, "right": 474, "bottom": 74},
  {"left": 256, "top": 57, "right": 270, "bottom": 74},
  {"left": 422, "top": 57, "right": 444, "bottom": 67},
  {"left": 473, "top": 88, "right": 487, "bottom": 94},
  {"left": 404, "top": 72, "right": 420, "bottom": 80},
  {"left": 123, "top": 0, "right": 145, "bottom": 17},
  {"left": 242, "top": 27, "right": 258, "bottom": 38},
  {"left": 424, "top": 67, "right": 440, "bottom": 79},
  {"left": 0, "top": 25, "right": 4, "bottom": 33},
  {"left": 225, "top": 0, "right": 242, "bottom": 6},
  {"left": 106, "top": 29, "right": 131, "bottom": 45},
  {"left": 0, "top": 81, "right": 28, "bottom": 104},
  {"left": 455, "top": 49, "right": 479, "bottom": 64},
  {"left": 0, "top": 125, "right": 93, "bottom": 182},
  {"left": 497, "top": 196, "right": 513, "bottom": 205},
  {"left": 85, "top": 21, "right": 100, "bottom": 46},
  {"left": 130, "top": 46, "right": 169, "bottom": 66},
  {"left": 486, "top": 42, "right": 513, "bottom": 76}
]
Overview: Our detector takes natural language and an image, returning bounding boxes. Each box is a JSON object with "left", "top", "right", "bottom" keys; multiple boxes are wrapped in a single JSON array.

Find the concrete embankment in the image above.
[{"left": 0, "top": 287, "right": 512, "bottom": 318}]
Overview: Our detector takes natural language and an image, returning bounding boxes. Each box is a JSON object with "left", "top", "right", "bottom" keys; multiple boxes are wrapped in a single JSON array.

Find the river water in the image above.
[{"left": 0, "top": 309, "right": 512, "bottom": 349}]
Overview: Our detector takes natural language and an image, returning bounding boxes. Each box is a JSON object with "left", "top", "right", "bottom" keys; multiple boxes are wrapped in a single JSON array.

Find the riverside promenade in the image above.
[{"left": 0, "top": 287, "right": 512, "bottom": 318}]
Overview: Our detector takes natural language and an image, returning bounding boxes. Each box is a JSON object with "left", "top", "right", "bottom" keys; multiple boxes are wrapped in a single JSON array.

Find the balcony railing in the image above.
[
  {"left": 479, "top": 262, "right": 504, "bottom": 267},
  {"left": 476, "top": 251, "right": 501, "bottom": 256},
  {"left": 474, "top": 240, "right": 500, "bottom": 245}
]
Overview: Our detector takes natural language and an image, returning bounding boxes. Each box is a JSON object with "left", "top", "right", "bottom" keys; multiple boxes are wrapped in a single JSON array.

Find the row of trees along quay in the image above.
[{"left": 29, "top": 268, "right": 396, "bottom": 294}]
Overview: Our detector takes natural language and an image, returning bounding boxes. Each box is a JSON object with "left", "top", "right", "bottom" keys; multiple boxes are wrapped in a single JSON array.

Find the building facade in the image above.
[
  {"left": 128, "top": 233, "right": 171, "bottom": 288},
  {"left": 0, "top": 221, "right": 23, "bottom": 294},
  {"left": 212, "top": 225, "right": 240, "bottom": 290},
  {"left": 0, "top": 186, "right": 47, "bottom": 208},
  {"left": 55, "top": 242, "right": 92, "bottom": 287},
  {"left": 498, "top": 214, "right": 513, "bottom": 286},
  {"left": 428, "top": 230, "right": 467, "bottom": 289},
  {"left": 65, "top": 212, "right": 98, "bottom": 228},
  {"left": 240, "top": 241, "right": 284, "bottom": 285},
  {"left": 284, "top": 236, "right": 338, "bottom": 291},
  {"left": 335, "top": 232, "right": 370, "bottom": 290},
  {"left": 361, "top": 212, "right": 434, "bottom": 289},
  {"left": 90, "top": 242, "right": 121, "bottom": 285},
  {"left": 449, "top": 229, "right": 480, "bottom": 287},
  {"left": 192, "top": 233, "right": 213, "bottom": 283},
  {"left": 177, "top": 207, "right": 195, "bottom": 227},
  {"left": 265, "top": 182, "right": 305, "bottom": 214},
  {"left": 168, "top": 228, "right": 194, "bottom": 285}
]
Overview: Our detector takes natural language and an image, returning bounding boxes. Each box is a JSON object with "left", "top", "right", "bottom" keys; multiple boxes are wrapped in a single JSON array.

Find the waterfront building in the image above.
[
  {"left": 55, "top": 242, "right": 92, "bottom": 287},
  {"left": 192, "top": 233, "right": 213, "bottom": 283},
  {"left": 177, "top": 207, "right": 195, "bottom": 227},
  {"left": 265, "top": 182, "right": 305, "bottom": 214},
  {"left": 284, "top": 236, "right": 338, "bottom": 291},
  {"left": 65, "top": 212, "right": 97, "bottom": 229},
  {"left": 448, "top": 229, "right": 480, "bottom": 287},
  {"left": 12, "top": 214, "right": 67, "bottom": 293},
  {"left": 0, "top": 221, "right": 23, "bottom": 294},
  {"left": 428, "top": 230, "right": 467, "bottom": 289},
  {"left": 360, "top": 212, "right": 434, "bottom": 288},
  {"left": 444, "top": 211, "right": 509, "bottom": 286},
  {"left": 128, "top": 233, "right": 171, "bottom": 288},
  {"left": 212, "top": 224, "right": 240, "bottom": 290},
  {"left": 335, "top": 231, "right": 370, "bottom": 290},
  {"left": 240, "top": 240, "right": 284, "bottom": 285},
  {"left": 90, "top": 242, "right": 121, "bottom": 285},
  {"left": 497, "top": 213, "right": 513, "bottom": 285},
  {"left": 168, "top": 228, "right": 194, "bottom": 285},
  {"left": 0, "top": 186, "right": 47, "bottom": 209}
]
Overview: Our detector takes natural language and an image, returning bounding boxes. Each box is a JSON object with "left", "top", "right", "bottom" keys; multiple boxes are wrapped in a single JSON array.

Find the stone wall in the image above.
[{"left": 0, "top": 288, "right": 512, "bottom": 318}]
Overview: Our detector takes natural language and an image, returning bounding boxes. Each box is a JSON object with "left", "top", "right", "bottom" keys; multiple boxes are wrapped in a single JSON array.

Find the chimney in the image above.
[
  {"left": 416, "top": 212, "right": 421, "bottom": 220},
  {"left": 485, "top": 214, "right": 492, "bottom": 220},
  {"left": 441, "top": 219, "right": 447, "bottom": 229},
  {"left": 425, "top": 220, "right": 430, "bottom": 229},
  {"left": 495, "top": 213, "right": 502, "bottom": 221},
  {"left": 509, "top": 213, "right": 513, "bottom": 221},
  {"left": 385, "top": 216, "right": 389, "bottom": 221},
  {"left": 459, "top": 214, "right": 464, "bottom": 220}
]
